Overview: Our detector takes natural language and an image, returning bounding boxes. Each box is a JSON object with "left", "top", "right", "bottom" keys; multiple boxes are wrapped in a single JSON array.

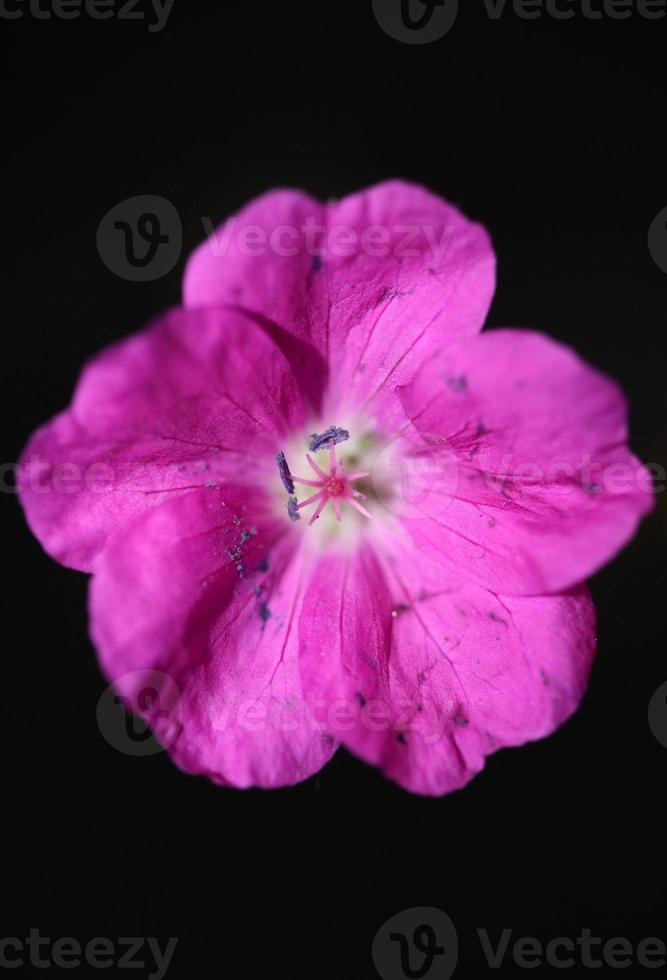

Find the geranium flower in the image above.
[{"left": 18, "top": 181, "right": 652, "bottom": 794}]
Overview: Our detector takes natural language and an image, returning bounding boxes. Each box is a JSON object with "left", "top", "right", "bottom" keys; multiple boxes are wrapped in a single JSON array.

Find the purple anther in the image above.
[
  {"left": 276, "top": 451, "right": 295, "bottom": 494},
  {"left": 308, "top": 426, "right": 350, "bottom": 453}
]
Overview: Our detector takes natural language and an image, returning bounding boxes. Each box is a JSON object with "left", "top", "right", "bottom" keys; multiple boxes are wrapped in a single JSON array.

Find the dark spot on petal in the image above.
[
  {"left": 489, "top": 612, "right": 508, "bottom": 626},
  {"left": 391, "top": 604, "right": 410, "bottom": 619},
  {"left": 355, "top": 691, "right": 367, "bottom": 707},
  {"left": 396, "top": 733, "right": 408, "bottom": 745},
  {"left": 444, "top": 374, "right": 468, "bottom": 394},
  {"left": 256, "top": 557, "right": 269, "bottom": 573},
  {"left": 453, "top": 709, "right": 469, "bottom": 727},
  {"left": 259, "top": 602, "right": 271, "bottom": 624},
  {"left": 312, "top": 253, "right": 323, "bottom": 272}
]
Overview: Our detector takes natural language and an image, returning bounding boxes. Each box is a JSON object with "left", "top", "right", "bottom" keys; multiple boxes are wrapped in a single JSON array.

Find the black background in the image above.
[{"left": 3, "top": 2, "right": 666, "bottom": 978}]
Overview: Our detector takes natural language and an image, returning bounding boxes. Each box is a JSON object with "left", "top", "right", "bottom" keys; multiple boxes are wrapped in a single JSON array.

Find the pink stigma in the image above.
[{"left": 290, "top": 444, "right": 372, "bottom": 526}]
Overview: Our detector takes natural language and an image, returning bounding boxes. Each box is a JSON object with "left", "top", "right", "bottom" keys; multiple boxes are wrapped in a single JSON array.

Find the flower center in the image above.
[
  {"left": 324, "top": 477, "right": 344, "bottom": 497},
  {"left": 276, "top": 428, "right": 373, "bottom": 527}
]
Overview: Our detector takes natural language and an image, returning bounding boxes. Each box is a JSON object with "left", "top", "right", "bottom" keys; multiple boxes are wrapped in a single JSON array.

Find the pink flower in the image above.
[{"left": 18, "top": 181, "right": 653, "bottom": 795}]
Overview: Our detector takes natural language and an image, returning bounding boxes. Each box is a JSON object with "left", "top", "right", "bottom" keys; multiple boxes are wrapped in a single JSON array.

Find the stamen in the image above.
[
  {"left": 290, "top": 440, "right": 372, "bottom": 527},
  {"left": 297, "top": 491, "right": 326, "bottom": 511},
  {"left": 308, "top": 494, "right": 329, "bottom": 526},
  {"left": 308, "top": 426, "right": 350, "bottom": 453},
  {"left": 306, "top": 454, "right": 328, "bottom": 480},
  {"left": 276, "top": 451, "right": 295, "bottom": 494},
  {"left": 287, "top": 496, "right": 301, "bottom": 522},
  {"left": 347, "top": 497, "right": 373, "bottom": 519}
]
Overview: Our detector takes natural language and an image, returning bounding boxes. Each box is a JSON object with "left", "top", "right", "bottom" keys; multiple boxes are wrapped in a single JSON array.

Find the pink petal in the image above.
[
  {"left": 298, "top": 538, "right": 596, "bottom": 796},
  {"left": 397, "top": 329, "right": 654, "bottom": 595},
  {"left": 18, "top": 306, "right": 307, "bottom": 572},
  {"left": 183, "top": 181, "right": 496, "bottom": 420},
  {"left": 91, "top": 486, "right": 336, "bottom": 789}
]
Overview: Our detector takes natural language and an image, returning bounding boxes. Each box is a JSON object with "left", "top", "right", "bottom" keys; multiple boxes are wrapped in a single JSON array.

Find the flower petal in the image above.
[
  {"left": 90, "top": 486, "right": 336, "bottom": 789},
  {"left": 183, "top": 181, "right": 496, "bottom": 418},
  {"left": 397, "top": 329, "right": 653, "bottom": 594},
  {"left": 298, "top": 536, "right": 596, "bottom": 796},
  {"left": 18, "top": 306, "right": 307, "bottom": 572}
]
